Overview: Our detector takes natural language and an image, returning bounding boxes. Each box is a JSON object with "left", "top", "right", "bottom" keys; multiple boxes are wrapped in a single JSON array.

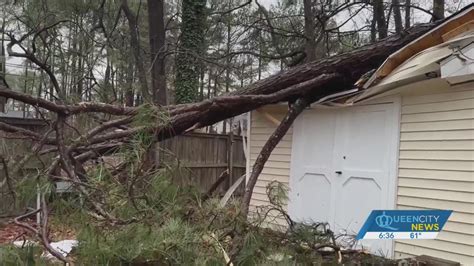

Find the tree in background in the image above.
[
  {"left": 175, "top": 0, "right": 207, "bottom": 104},
  {"left": 392, "top": 0, "right": 403, "bottom": 34},
  {"left": 372, "top": 0, "right": 388, "bottom": 40},
  {"left": 433, "top": 0, "right": 445, "bottom": 21},
  {"left": 121, "top": 0, "right": 151, "bottom": 102},
  {"left": 148, "top": 0, "right": 167, "bottom": 105}
]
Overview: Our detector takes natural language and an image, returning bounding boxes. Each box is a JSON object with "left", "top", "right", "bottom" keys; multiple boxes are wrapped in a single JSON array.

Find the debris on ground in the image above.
[
  {"left": 12, "top": 239, "right": 36, "bottom": 248},
  {"left": 41, "top": 239, "right": 77, "bottom": 260}
]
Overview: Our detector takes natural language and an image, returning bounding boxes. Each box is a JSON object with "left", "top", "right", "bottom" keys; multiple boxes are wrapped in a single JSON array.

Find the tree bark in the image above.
[
  {"left": 303, "top": 0, "right": 317, "bottom": 62},
  {"left": 405, "top": 0, "right": 411, "bottom": 28},
  {"left": 122, "top": 0, "right": 151, "bottom": 102},
  {"left": 392, "top": 0, "right": 403, "bottom": 34},
  {"left": 433, "top": 0, "right": 445, "bottom": 21},
  {"left": 148, "top": 0, "right": 167, "bottom": 105},
  {"left": 145, "top": 0, "right": 165, "bottom": 169},
  {"left": 373, "top": 0, "right": 387, "bottom": 39},
  {"left": 125, "top": 59, "right": 135, "bottom": 106},
  {"left": 224, "top": 12, "right": 232, "bottom": 133},
  {"left": 370, "top": 11, "right": 377, "bottom": 43}
]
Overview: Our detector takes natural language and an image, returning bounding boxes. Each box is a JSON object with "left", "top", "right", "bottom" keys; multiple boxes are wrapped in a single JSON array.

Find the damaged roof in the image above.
[
  {"left": 365, "top": 4, "right": 474, "bottom": 88},
  {"left": 331, "top": 4, "right": 474, "bottom": 105}
]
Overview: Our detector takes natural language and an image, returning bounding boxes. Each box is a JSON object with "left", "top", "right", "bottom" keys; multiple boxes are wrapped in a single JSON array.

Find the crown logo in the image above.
[{"left": 375, "top": 211, "right": 398, "bottom": 230}]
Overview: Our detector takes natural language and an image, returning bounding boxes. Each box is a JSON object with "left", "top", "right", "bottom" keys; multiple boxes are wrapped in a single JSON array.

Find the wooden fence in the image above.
[
  {"left": 0, "top": 117, "right": 246, "bottom": 216},
  {"left": 158, "top": 132, "right": 246, "bottom": 196}
]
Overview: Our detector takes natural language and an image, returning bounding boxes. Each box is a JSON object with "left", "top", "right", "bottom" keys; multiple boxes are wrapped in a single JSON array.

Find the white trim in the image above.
[
  {"left": 387, "top": 95, "right": 401, "bottom": 258},
  {"left": 287, "top": 111, "right": 301, "bottom": 221},
  {"left": 245, "top": 111, "right": 251, "bottom": 185},
  {"left": 240, "top": 116, "right": 248, "bottom": 159}
]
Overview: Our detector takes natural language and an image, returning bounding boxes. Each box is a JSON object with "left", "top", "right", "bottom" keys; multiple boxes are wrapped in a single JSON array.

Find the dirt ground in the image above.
[
  {"left": 0, "top": 219, "right": 34, "bottom": 244},
  {"left": 0, "top": 218, "right": 76, "bottom": 245}
]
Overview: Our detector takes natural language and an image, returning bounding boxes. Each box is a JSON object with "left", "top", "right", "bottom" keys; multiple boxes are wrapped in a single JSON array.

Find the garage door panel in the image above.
[
  {"left": 294, "top": 173, "right": 333, "bottom": 223},
  {"left": 295, "top": 110, "right": 337, "bottom": 167},
  {"left": 341, "top": 108, "right": 390, "bottom": 170},
  {"left": 336, "top": 176, "right": 384, "bottom": 234},
  {"left": 289, "top": 102, "right": 398, "bottom": 257}
]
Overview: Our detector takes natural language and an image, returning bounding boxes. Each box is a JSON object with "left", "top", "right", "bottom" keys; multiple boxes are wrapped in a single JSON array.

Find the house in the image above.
[{"left": 246, "top": 5, "right": 474, "bottom": 265}]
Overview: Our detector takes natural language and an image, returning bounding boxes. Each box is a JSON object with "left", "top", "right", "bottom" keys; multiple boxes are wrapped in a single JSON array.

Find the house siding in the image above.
[
  {"left": 249, "top": 106, "right": 293, "bottom": 226},
  {"left": 394, "top": 86, "right": 474, "bottom": 264},
  {"left": 248, "top": 86, "right": 473, "bottom": 264}
]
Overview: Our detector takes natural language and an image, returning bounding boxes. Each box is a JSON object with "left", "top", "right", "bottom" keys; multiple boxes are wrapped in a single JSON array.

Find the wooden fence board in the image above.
[{"left": 158, "top": 132, "right": 246, "bottom": 196}]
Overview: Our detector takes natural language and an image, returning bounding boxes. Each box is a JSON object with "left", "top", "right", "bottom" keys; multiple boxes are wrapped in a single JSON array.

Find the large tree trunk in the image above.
[{"left": 148, "top": 0, "right": 167, "bottom": 105}]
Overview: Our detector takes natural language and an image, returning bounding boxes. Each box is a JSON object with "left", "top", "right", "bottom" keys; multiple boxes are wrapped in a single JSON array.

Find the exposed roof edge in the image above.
[
  {"left": 351, "top": 34, "right": 474, "bottom": 103},
  {"left": 364, "top": 4, "right": 474, "bottom": 88}
]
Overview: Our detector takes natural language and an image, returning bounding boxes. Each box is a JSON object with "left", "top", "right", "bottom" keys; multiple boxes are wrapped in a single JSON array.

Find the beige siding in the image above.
[
  {"left": 394, "top": 87, "right": 474, "bottom": 265},
  {"left": 249, "top": 106, "right": 292, "bottom": 226},
  {"left": 248, "top": 87, "right": 474, "bottom": 263}
]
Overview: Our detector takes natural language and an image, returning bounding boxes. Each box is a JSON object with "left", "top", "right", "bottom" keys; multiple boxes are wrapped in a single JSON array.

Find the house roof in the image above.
[
  {"left": 311, "top": 5, "right": 474, "bottom": 108},
  {"left": 327, "top": 4, "right": 474, "bottom": 104},
  {"left": 350, "top": 32, "right": 474, "bottom": 103},
  {"left": 364, "top": 4, "right": 474, "bottom": 89}
]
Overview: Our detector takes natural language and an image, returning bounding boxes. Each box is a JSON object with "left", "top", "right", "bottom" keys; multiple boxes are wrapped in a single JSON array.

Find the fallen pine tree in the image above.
[
  {"left": 0, "top": 20, "right": 437, "bottom": 142},
  {"left": 0, "top": 20, "right": 441, "bottom": 263}
]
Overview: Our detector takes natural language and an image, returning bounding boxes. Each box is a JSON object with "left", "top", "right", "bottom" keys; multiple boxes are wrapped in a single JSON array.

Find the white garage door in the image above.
[{"left": 288, "top": 102, "right": 399, "bottom": 257}]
